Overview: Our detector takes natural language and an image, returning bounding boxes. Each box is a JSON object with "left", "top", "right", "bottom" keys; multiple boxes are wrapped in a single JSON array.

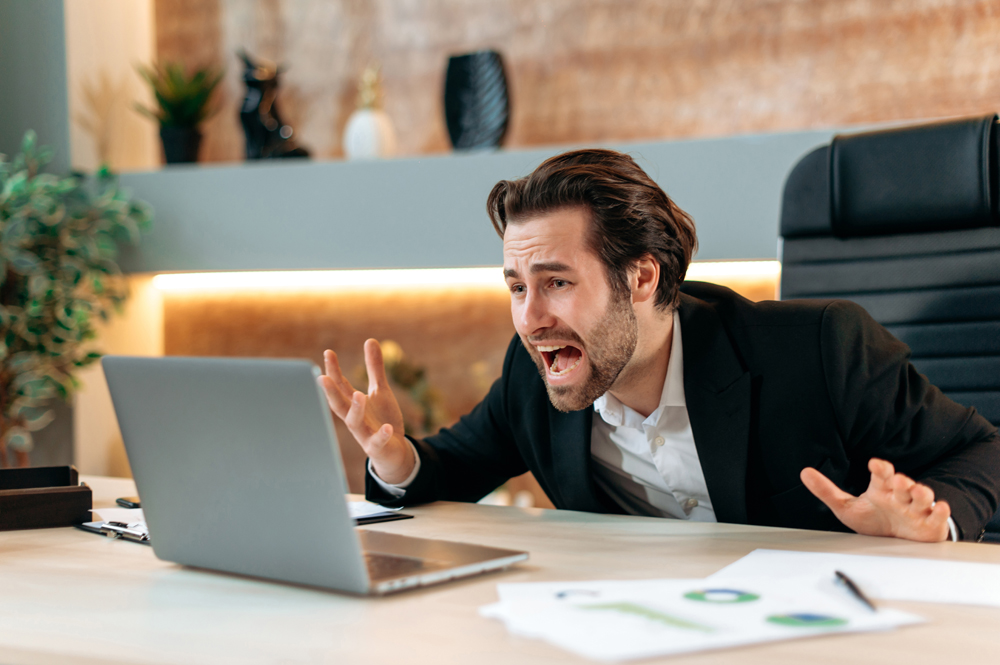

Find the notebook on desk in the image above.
[{"left": 102, "top": 355, "right": 527, "bottom": 595}]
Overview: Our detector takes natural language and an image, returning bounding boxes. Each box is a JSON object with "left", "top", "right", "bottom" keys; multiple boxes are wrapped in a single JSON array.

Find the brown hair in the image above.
[{"left": 486, "top": 149, "right": 698, "bottom": 310}]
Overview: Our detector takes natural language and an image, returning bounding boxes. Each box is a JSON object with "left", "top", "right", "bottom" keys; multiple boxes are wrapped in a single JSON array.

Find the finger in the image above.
[
  {"left": 908, "top": 483, "right": 936, "bottom": 515},
  {"left": 890, "top": 473, "right": 916, "bottom": 506},
  {"left": 318, "top": 375, "right": 352, "bottom": 418},
  {"left": 348, "top": 397, "right": 396, "bottom": 450},
  {"left": 365, "top": 421, "right": 395, "bottom": 454},
  {"left": 364, "top": 339, "right": 390, "bottom": 394},
  {"left": 927, "top": 500, "right": 951, "bottom": 528},
  {"left": 912, "top": 500, "right": 952, "bottom": 542},
  {"left": 345, "top": 391, "right": 378, "bottom": 446},
  {"left": 801, "top": 467, "right": 854, "bottom": 512},
  {"left": 868, "top": 457, "right": 896, "bottom": 483},
  {"left": 376, "top": 423, "right": 395, "bottom": 447},
  {"left": 323, "top": 349, "right": 355, "bottom": 395}
]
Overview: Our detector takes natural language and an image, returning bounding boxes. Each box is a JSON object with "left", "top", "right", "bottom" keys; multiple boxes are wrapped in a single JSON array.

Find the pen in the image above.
[{"left": 835, "top": 570, "right": 877, "bottom": 612}]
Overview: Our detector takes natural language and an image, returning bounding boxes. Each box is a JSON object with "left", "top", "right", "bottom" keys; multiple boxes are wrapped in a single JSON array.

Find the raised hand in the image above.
[
  {"left": 319, "top": 339, "right": 415, "bottom": 485},
  {"left": 800, "top": 458, "right": 951, "bottom": 542}
]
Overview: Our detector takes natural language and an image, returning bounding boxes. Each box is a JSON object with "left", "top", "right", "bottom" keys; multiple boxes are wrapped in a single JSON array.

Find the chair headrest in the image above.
[{"left": 781, "top": 114, "right": 1000, "bottom": 238}]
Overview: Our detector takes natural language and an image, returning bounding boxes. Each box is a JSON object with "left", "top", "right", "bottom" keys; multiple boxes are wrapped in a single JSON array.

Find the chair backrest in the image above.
[{"left": 779, "top": 114, "right": 1000, "bottom": 427}]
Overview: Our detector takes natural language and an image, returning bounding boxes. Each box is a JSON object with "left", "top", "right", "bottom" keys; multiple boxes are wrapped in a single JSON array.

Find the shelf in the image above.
[{"left": 117, "top": 130, "right": 836, "bottom": 274}]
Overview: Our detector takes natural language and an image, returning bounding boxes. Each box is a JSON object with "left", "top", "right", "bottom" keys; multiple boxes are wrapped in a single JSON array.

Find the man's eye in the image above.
[
  {"left": 510, "top": 284, "right": 525, "bottom": 294},
  {"left": 552, "top": 279, "right": 568, "bottom": 288}
]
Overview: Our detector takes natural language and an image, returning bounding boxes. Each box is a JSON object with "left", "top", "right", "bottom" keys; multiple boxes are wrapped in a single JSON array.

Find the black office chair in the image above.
[{"left": 778, "top": 114, "right": 1000, "bottom": 542}]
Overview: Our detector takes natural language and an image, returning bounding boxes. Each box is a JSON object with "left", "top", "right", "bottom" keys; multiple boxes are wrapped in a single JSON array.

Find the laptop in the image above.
[{"left": 101, "top": 355, "right": 528, "bottom": 595}]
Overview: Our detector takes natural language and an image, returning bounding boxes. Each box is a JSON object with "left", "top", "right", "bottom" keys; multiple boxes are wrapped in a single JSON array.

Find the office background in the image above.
[{"left": 1, "top": 0, "right": 998, "bottom": 504}]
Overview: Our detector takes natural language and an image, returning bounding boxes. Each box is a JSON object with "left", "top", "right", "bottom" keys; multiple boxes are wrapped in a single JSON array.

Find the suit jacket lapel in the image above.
[{"left": 678, "top": 293, "right": 751, "bottom": 525}]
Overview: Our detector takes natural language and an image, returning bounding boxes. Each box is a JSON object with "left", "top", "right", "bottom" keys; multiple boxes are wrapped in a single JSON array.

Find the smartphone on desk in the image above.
[{"left": 116, "top": 496, "right": 141, "bottom": 509}]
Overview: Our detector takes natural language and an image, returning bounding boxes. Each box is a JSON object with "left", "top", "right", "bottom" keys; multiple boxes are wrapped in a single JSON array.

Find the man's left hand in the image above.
[{"left": 800, "top": 458, "right": 951, "bottom": 542}]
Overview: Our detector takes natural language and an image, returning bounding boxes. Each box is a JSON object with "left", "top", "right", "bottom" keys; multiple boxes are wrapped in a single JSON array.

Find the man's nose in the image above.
[{"left": 520, "top": 290, "right": 555, "bottom": 333}]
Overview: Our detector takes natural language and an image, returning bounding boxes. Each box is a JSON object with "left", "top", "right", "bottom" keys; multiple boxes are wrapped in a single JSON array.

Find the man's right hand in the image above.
[{"left": 320, "top": 339, "right": 415, "bottom": 485}]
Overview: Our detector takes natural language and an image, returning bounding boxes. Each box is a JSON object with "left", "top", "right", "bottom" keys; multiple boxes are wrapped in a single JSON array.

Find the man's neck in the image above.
[{"left": 608, "top": 311, "right": 673, "bottom": 418}]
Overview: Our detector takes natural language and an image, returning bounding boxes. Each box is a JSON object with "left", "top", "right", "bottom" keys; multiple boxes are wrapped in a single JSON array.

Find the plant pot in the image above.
[{"left": 159, "top": 126, "right": 202, "bottom": 164}]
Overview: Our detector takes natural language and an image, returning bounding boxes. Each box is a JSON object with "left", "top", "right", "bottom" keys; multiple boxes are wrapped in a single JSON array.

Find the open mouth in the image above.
[{"left": 537, "top": 344, "right": 583, "bottom": 378}]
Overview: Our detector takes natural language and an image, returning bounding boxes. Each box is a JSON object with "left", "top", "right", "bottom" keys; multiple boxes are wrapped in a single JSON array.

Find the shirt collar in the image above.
[{"left": 593, "top": 309, "right": 685, "bottom": 427}]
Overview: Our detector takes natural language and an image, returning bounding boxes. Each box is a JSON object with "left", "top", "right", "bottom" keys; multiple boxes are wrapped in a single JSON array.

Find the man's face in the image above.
[{"left": 503, "top": 207, "right": 638, "bottom": 412}]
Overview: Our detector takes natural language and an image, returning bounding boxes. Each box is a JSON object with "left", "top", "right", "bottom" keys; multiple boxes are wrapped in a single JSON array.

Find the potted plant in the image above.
[
  {"left": 0, "top": 131, "right": 152, "bottom": 467},
  {"left": 135, "top": 62, "right": 224, "bottom": 164}
]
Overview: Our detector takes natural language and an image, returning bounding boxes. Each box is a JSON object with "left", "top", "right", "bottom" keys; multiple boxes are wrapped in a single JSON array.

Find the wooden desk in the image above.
[{"left": 1, "top": 476, "right": 998, "bottom": 665}]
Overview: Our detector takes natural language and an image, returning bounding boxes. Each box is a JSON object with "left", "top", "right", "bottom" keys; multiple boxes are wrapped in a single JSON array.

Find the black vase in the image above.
[
  {"left": 444, "top": 50, "right": 509, "bottom": 150},
  {"left": 160, "top": 126, "right": 202, "bottom": 164}
]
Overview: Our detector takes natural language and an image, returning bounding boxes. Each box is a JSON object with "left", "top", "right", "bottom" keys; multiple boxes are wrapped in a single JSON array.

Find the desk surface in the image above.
[{"left": 1, "top": 476, "right": 998, "bottom": 665}]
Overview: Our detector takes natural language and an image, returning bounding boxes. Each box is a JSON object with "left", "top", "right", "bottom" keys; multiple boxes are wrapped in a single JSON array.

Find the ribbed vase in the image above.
[{"left": 444, "top": 50, "right": 510, "bottom": 150}]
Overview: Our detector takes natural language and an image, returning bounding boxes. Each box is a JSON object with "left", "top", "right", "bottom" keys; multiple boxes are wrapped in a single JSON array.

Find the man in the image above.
[{"left": 321, "top": 149, "right": 1000, "bottom": 542}]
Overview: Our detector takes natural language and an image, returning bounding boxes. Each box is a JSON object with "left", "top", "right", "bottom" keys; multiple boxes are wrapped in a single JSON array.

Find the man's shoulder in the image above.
[
  {"left": 678, "top": 281, "right": 887, "bottom": 372},
  {"left": 679, "top": 281, "right": 872, "bottom": 330}
]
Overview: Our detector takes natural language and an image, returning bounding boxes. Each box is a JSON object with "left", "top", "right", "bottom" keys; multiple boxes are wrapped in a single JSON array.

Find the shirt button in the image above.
[
  {"left": 653, "top": 437, "right": 665, "bottom": 447},
  {"left": 683, "top": 498, "right": 699, "bottom": 511}
]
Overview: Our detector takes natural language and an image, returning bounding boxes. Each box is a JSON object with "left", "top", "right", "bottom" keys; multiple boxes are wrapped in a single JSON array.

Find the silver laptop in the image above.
[{"left": 102, "top": 355, "right": 527, "bottom": 595}]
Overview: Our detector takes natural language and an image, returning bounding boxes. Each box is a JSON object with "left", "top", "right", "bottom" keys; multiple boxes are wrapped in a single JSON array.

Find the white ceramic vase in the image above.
[{"left": 343, "top": 108, "right": 397, "bottom": 160}]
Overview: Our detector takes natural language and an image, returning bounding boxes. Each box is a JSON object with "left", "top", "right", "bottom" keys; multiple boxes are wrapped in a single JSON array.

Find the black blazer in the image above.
[{"left": 367, "top": 282, "right": 1000, "bottom": 540}]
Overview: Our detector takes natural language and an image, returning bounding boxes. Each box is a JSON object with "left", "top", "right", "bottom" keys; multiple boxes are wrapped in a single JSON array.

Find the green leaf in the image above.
[
  {"left": 27, "top": 273, "right": 51, "bottom": 297},
  {"left": 117, "top": 213, "right": 141, "bottom": 244},
  {"left": 11, "top": 380, "right": 55, "bottom": 404},
  {"left": 20, "top": 130, "right": 37, "bottom": 155},
  {"left": 8, "top": 249, "right": 40, "bottom": 274},
  {"left": 2, "top": 215, "right": 28, "bottom": 245},
  {"left": 75, "top": 351, "right": 101, "bottom": 368},
  {"left": 40, "top": 202, "right": 66, "bottom": 226},
  {"left": 24, "top": 298, "right": 43, "bottom": 316},
  {"left": 2, "top": 426, "right": 33, "bottom": 452},
  {"left": 19, "top": 406, "right": 56, "bottom": 432},
  {"left": 0, "top": 305, "right": 16, "bottom": 328},
  {"left": 134, "top": 61, "right": 224, "bottom": 127},
  {"left": 8, "top": 351, "right": 38, "bottom": 371},
  {"left": 95, "top": 233, "right": 117, "bottom": 258}
]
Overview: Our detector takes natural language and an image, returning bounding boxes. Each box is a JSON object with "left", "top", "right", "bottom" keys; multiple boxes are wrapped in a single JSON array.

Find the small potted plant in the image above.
[
  {"left": 0, "top": 131, "right": 152, "bottom": 466},
  {"left": 135, "top": 62, "right": 224, "bottom": 164}
]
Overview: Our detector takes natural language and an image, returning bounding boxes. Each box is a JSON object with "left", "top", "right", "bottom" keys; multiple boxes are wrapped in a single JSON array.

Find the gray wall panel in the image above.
[
  {"left": 0, "top": 0, "right": 69, "bottom": 173},
  {"left": 117, "top": 130, "right": 835, "bottom": 273}
]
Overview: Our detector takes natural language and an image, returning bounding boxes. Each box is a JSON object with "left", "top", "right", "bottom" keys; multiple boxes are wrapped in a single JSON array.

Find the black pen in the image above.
[{"left": 835, "top": 570, "right": 877, "bottom": 612}]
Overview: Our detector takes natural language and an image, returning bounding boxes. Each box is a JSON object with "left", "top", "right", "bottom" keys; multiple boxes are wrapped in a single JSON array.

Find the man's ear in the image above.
[{"left": 630, "top": 255, "right": 660, "bottom": 305}]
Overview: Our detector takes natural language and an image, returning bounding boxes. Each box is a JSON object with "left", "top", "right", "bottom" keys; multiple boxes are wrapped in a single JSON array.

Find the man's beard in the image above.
[{"left": 524, "top": 289, "right": 639, "bottom": 412}]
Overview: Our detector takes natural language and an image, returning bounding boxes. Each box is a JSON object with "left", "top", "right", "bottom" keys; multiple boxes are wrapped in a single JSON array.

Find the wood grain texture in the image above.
[
  {"left": 153, "top": 0, "right": 1000, "bottom": 162},
  {"left": 1, "top": 475, "right": 997, "bottom": 665}
]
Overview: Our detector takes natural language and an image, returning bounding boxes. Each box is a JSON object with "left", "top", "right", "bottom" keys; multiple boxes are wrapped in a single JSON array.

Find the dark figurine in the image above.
[{"left": 238, "top": 50, "right": 309, "bottom": 159}]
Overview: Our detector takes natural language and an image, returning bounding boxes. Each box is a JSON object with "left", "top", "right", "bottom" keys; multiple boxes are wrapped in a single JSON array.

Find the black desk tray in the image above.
[{"left": 0, "top": 466, "right": 92, "bottom": 530}]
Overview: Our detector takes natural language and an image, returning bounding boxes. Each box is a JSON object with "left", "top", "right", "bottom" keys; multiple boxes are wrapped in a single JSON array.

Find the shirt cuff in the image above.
[
  {"left": 946, "top": 516, "right": 958, "bottom": 542},
  {"left": 366, "top": 438, "right": 421, "bottom": 498}
]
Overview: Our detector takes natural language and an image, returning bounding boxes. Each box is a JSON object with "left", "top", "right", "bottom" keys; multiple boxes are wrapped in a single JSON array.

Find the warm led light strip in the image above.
[
  {"left": 150, "top": 261, "right": 780, "bottom": 293},
  {"left": 151, "top": 267, "right": 508, "bottom": 292}
]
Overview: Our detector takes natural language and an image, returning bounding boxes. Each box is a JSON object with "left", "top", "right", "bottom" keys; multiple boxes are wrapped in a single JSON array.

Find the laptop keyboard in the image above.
[{"left": 364, "top": 552, "right": 428, "bottom": 579}]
